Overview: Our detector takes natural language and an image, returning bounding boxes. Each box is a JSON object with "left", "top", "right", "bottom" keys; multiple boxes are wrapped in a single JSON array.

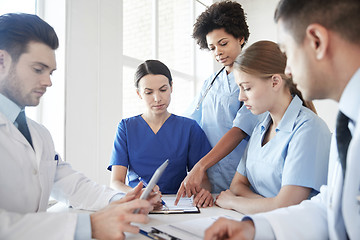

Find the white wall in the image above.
[
  {"left": 65, "top": 0, "right": 123, "bottom": 185},
  {"left": 39, "top": 0, "right": 66, "bottom": 158},
  {"left": 238, "top": 0, "right": 338, "bottom": 132}
]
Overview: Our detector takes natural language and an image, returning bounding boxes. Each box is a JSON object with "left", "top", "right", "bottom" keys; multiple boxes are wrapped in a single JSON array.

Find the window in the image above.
[
  {"left": 0, "top": 0, "right": 36, "bottom": 15},
  {"left": 122, "top": 0, "right": 210, "bottom": 118}
]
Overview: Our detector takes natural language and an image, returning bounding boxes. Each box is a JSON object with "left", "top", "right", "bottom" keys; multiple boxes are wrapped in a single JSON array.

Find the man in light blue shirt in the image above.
[{"left": 204, "top": 0, "right": 360, "bottom": 239}]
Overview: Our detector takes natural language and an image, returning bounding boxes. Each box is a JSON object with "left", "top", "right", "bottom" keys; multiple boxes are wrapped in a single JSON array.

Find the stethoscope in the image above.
[{"left": 196, "top": 66, "right": 225, "bottom": 110}]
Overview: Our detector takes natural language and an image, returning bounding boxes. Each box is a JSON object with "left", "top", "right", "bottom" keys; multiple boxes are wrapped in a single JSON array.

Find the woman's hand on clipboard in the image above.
[{"left": 175, "top": 164, "right": 204, "bottom": 204}]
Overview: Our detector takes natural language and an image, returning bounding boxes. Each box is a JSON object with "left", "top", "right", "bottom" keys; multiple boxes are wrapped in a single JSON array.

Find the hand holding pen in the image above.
[{"left": 138, "top": 177, "right": 168, "bottom": 209}]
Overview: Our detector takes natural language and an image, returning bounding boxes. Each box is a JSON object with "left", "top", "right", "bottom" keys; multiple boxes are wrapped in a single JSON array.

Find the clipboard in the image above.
[
  {"left": 150, "top": 206, "right": 200, "bottom": 214},
  {"left": 150, "top": 196, "right": 200, "bottom": 214}
]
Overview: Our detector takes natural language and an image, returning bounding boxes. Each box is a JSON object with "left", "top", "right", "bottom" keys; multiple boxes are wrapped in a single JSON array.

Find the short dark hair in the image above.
[
  {"left": 193, "top": 0, "right": 249, "bottom": 50},
  {"left": 274, "top": 0, "right": 360, "bottom": 44},
  {"left": 134, "top": 60, "right": 172, "bottom": 88},
  {"left": 0, "top": 13, "right": 59, "bottom": 62}
]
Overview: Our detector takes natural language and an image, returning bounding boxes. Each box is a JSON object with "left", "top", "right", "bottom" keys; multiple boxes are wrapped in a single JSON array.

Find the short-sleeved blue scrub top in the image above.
[
  {"left": 108, "top": 114, "right": 211, "bottom": 194},
  {"left": 184, "top": 70, "right": 260, "bottom": 193},
  {"left": 237, "top": 95, "right": 332, "bottom": 198}
]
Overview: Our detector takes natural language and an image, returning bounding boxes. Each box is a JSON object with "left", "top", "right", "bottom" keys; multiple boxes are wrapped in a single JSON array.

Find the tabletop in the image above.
[{"left": 47, "top": 195, "right": 244, "bottom": 239}]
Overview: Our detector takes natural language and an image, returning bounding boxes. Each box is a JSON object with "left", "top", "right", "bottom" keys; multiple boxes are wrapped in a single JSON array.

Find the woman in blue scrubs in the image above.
[
  {"left": 108, "top": 60, "right": 213, "bottom": 206},
  {"left": 176, "top": 1, "right": 260, "bottom": 200},
  {"left": 215, "top": 41, "right": 331, "bottom": 214}
]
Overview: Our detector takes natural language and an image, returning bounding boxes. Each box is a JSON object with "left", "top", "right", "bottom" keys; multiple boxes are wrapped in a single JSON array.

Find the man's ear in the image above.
[
  {"left": 271, "top": 74, "right": 282, "bottom": 90},
  {"left": 0, "top": 50, "right": 9, "bottom": 73},
  {"left": 305, "top": 24, "right": 329, "bottom": 60},
  {"left": 0, "top": 50, "right": 13, "bottom": 79}
]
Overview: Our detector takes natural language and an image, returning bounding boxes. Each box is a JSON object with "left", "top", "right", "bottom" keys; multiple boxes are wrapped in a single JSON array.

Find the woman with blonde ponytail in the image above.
[{"left": 215, "top": 40, "right": 331, "bottom": 214}]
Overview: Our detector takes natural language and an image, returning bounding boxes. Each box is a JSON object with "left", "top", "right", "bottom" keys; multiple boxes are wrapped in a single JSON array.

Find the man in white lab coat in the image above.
[
  {"left": 0, "top": 13, "right": 158, "bottom": 240},
  {"left": 204, "top": 0, "right": 360, "bottom": 239}
]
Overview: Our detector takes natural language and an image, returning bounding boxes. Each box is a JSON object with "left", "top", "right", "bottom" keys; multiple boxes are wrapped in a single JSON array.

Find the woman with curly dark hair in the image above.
[{"left": 176, "top": 1, "right": 261, "bottom": 206}]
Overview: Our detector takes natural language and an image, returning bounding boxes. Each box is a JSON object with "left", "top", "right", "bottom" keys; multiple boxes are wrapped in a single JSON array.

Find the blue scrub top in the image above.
[
  {"left": 184, "top": 70, "right": 260, "bottom": 193},
  {"left": 237, "top": 95, "right": 331, "bottom": 198},
  {"left": 108, "top": 114, "right": 211, "bottom": 194}
]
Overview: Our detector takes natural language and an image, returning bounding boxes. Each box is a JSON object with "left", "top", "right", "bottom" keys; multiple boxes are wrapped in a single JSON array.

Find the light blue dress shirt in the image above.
[
  {"left": 237, "top": 95, "right": 331, "bottom": 198},
  {"left": 184, "top": 70, "right": 259, "bottom": 193},
  {"left": 0, "top": 93, "right": 21, "bottom": 124}
]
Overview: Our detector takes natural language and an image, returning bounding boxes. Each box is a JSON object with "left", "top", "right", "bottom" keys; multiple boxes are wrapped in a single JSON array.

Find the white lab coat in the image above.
[{"left": 0, "top": 113, "right": 119, "bottom": 240}]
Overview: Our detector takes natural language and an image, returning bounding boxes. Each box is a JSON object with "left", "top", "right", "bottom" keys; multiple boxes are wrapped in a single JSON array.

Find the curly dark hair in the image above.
[{"left": 193, "top": 1, "right": 250, "bottom": 50}]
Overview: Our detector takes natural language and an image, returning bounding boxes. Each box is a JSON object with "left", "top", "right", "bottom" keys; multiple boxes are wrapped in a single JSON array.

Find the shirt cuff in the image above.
[
  {"left": 75, "top": 213, "right": 91, "bottom": 240},
  {"left": 109, "top": 192, "right": 126, "bottom": 202},
  {"left": 242, "top": 215, "right": 275, "bottom": 240}
]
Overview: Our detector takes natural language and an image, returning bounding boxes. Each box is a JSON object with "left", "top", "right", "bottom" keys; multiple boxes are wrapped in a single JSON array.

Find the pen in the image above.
[
  {"left": 54, "top": 154, "right": 59, "bottom": 165},
  {"left": 138, "top": 177, "right": 167, "bottom": 207},
  {"left": 139, "top": 229, "right": 162, "bottom": 240}
]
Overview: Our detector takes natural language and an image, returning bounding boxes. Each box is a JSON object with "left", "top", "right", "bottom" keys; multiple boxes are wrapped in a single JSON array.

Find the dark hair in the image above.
[
  {"left": 134, "top": 60, "right": 172, "bottom": 88},
  {"left": 274, "top": 0, "right": 360, "bottom": 44},
  {"left": 234, "top": 40, "right": 316, "bottom": 113},
  {"left": 0, "top": 13, "right": 59, "bottom": 62},
  {"left": 193, "top": 0, "right": 249, "bottom": 50}
]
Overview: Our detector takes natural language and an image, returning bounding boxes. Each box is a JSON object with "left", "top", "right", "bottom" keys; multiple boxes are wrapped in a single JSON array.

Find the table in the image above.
[{"left": 48, "top": 196, "right": 244, "bottom": 239}]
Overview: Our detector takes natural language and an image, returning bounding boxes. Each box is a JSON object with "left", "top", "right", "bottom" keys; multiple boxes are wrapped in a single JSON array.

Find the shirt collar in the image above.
[
  {"left": 338, "top": 68, "right": 360, "bottom": 125},
  {"left": 260, "top": 113, "right": 272, "bottom": 134},
  {"left": 0, "top": 93, "right": 22, "bottom": 123},
  {"left": 219, "top": 68, "right": 233, "bottom": 79},
  {"left": 260, "top": 95, "right": 303, "bottom": 134}
]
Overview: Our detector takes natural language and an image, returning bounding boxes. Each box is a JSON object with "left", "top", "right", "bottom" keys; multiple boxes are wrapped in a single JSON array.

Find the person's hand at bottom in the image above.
[
  {"left": 204, "top": 218, "right": 255, "bottom": 240},
  {"left": 90, "top": 198, "right": 152, "bottom": 240}
]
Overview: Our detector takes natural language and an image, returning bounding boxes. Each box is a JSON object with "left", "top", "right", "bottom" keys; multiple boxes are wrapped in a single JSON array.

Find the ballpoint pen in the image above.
[
  {"left": 138, "top": 177, "right": 168, "bottom": 208},
  {"left": 54, "top": 154, "right": 59, "bottom": 165},
  {"left": 139, "top": 229, "right": 162, "bottom": 240}
]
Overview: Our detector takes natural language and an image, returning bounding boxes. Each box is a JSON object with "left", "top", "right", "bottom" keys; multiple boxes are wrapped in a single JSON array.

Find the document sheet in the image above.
[{"left": 150, "top": 196, "right": 200, "bottom": 214}]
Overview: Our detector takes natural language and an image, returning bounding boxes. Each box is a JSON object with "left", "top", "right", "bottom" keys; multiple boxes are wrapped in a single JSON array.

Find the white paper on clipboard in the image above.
[{"left": 150, "top": 196, "right": 199, "bottom": 214}]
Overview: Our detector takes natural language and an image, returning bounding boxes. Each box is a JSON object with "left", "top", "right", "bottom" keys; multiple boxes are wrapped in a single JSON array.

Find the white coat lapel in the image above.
[
  {"left": 0, "top": 113, "right": 32, "bottom": 149},
  {"left": 342, "top": 130, "right": 360, "bottom": 238},
  {"left": 327, "top": 137, "right": 347, "bottom": 239},
  {"left": 0, "top": 113, "right": 38, "bottom": 171},
  {"left": 28, "top": 119, "right": 43, "bottom": 167}
]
